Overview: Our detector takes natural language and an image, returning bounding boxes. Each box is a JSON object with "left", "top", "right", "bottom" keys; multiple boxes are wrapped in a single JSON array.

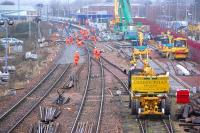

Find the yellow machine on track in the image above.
[
  {"left": 131, "top": 31, "right": 151, "bottom": 59},
  {"left": 157, "top": 35, "right": 173, "bottom": 58},
  {"left": 128, "top": 57, "right": 170, "bottom": 116},
  {"left": 168, "top": 37, "right": 189, "bottom": 60}
]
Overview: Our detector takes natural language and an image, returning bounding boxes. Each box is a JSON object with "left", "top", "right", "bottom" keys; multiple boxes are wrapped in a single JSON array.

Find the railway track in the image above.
[
  {"left": 0, "top": 64, "right": 70, "bottom": 133},
  {"left": 87, "top": 43, "right": 129, "bottom": 92},
  {"left": 66, "top": 24, "right": 189, "bottom": 133},
  {"left": 70, "top": 48, "right": 105, "bottom": 133},
  {"left": 138, "top": 115, "right": 174, "bottom": 133},
  {"left": 167, "top": 61, "right": 178, "bottom": 75}
]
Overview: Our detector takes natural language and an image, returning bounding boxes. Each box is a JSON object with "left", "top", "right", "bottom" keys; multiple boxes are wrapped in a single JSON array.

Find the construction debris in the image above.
[
  {"left": 39, "top": 106, "right": 61, "bottom": 123},
  {"left": 177, "top": 94, "right": 200, "bottom": 132},
  {"left": 29, "top": 106, "right": 61, "bottom": 133},
  {"left": 29, "top": 121, "right": 59, "bottom": 133},
  {"left": 54, "top": 89, "right": 70, "bottom": 105},
  {"left": 63, "top": 75, "right": 76, "bottom": 89}
]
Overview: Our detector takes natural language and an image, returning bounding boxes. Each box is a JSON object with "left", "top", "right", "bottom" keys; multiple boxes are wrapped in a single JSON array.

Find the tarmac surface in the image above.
[{"left": 56, "top": 44, "right": 86, "bottom": 64}]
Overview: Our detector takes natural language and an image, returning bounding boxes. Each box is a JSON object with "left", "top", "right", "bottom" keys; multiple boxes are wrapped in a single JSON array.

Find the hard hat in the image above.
[{"left": 76, "top": 51, "right": 79, "bottom": 53}]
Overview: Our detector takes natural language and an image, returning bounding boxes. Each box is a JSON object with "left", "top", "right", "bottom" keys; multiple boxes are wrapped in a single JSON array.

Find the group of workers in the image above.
[
  {"left": 69, "top": 29, "right": 100, "bottom": 65},
  {"left": 65, "top": 36, "right": 74, "bottom": 45},
  {"left": 73, "top": 47, "right": 101, "bottom": 65}
]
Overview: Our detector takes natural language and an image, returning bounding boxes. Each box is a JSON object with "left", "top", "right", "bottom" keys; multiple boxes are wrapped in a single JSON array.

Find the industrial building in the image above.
[
  {"left": 0, "top": 5, "right": 37, "bottom": 20},
  {"left": 75, "top": 2, "right": 146, "bottom": 23}
]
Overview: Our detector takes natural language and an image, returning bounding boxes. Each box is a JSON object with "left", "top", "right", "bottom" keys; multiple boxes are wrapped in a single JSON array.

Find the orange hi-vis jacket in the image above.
[
  {"left": 69, "top": 36, "right": 74, "bottom": 44},
  {"left": 96, "top": 49, "right": 101, "bottom": 60},
  {"left": 93, "top": 48, "right": 100, "bottom": 60},
  {"left": 90, "top": 36, "right": 97, "bottom": 42},
  {"left": 66, "top": 38, "right": 70, "bottom": 45},
  {"left": 77, "top": 40, "right": 83, "bottom": 47},
  {"left": 74, "top": 52, "right": 80, "bottom": 65}
]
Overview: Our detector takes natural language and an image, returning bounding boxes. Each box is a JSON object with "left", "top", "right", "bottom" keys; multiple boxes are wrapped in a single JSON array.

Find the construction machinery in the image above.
[
  {"left": 128, "top": 56, "right": 170, "bottom": 116},
  {"left": 156, "top": 33, "right": 173, "bottom": 57},
  {"left": 111, "top": 0, "right": 138, "bottom": 40},
  {"left": 131, "top": 31, "right": 151, "bottom": 59},
  {"left": 110, "top": 0, "right": 120, "bottom": 31},
  {"left": 168, "top": 37, "right": 189, "bottom": 60}
]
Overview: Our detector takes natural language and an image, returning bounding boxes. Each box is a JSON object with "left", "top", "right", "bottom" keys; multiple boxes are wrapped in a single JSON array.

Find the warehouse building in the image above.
[{"left": 0, "top": 5, "right": 37, "bottom": 20}]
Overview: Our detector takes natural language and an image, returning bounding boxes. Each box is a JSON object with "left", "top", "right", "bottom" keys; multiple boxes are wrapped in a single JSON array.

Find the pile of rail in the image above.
[
  {"left": 29, "top": 122, "right": 59, "bottom": 133},
  {"left": 177, "top": 93, "right": 200, "bottom": 132},
  {"left": 29, "top": 106, "right": 61, "bottom": 133}
]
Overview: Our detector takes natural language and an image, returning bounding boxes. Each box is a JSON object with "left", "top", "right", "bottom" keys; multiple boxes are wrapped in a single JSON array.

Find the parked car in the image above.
[
  {"left": 0, "top": 38, "right": 23, "bottom": 45},
  {"left": 25, "top": 52, "right": 38, "bottom": 60}
]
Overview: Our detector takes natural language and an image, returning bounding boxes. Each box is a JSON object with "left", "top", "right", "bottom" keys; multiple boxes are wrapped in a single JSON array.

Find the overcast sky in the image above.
[
  {"left": 0, "top": 0, "right": 157, "bottom": 5},
  {"left": 0, "top": 0, "right": 76, "bottom": 5}
]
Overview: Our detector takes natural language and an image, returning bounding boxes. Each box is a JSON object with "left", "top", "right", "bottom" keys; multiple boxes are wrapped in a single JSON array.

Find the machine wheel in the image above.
[
  {"left": 160, "top": 53, "right": 165, "bottom": 58},
  {"left": 128, "top": 71, "right": 131, "bottom": 108},
  {"left": 128, "top": 71, "right": 131, "bottom": 88},
  {"left": 129, "top": 95, "right": 131, "bottom": 108},
  {"left": 162, "top": 99, "right": 171, "bottom": 115},
  {"left": 169, "top": 52, "right": 174, "bottom": 60},
  {"left": 131, "top": 99, "right": 139, "bottom": 115}
]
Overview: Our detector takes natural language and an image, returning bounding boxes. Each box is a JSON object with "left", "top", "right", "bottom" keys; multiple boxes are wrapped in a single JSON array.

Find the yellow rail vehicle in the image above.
[
  {"left": 169, "top": 38, "right": 189, "bottom": 59},
  {"left": 128, "top": 60, "right": 170, "bottom": 116},
  {"left": 157, "top": 36, "right": 173, "bottom": 58},
  {"left": 131, "top": 32, "right": 151, "bottom": 59}
]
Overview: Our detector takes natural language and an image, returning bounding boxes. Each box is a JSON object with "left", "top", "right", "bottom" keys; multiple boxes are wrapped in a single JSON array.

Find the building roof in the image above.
[
  {"left": 82, "top": 2, "right": 144, "bottom": 8},
  {"left": 2, "top": 11, "right": 37, "bottom": 17},
  {"left": 0, "top": 5, "right": 36, "bottom": 12}
]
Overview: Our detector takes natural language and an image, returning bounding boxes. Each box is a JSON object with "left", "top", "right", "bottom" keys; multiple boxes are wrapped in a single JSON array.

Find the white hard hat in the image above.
[{"left": 76, "top": 51, "right": 79, "bottom": 52}]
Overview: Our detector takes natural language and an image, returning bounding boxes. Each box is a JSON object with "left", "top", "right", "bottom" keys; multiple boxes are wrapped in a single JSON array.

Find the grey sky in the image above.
[
  {"left": 0, "top": 0, "right": 75, "bottom": 5},
  {"left": 0, "top": 0, "right": 157, "bottom": 5}
]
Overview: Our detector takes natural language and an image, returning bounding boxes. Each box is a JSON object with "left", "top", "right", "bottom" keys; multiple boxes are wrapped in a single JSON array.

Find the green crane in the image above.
[
  {"left": 118, "top": 0, "right": 133, "bottom": 31},
  {"left": 115, "top": 0, "right": 138, "bottom": 40}
]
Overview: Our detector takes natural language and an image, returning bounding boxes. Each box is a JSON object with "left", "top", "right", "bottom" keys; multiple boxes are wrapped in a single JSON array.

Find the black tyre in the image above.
[
  {"left": 129, "top": 94, "right": 131, "bottom": 108},
  {"left": 161, "top": 99, "right": 171, "bottom": 115},
  {"left": 128, "top": 71, "right": 131, "bottom": 108},
  {"left": 169, "top": 53, "right": 174, "bottom": 60},
  {"left": 131, "top": 99, "right": 139, "bottom": 115}
]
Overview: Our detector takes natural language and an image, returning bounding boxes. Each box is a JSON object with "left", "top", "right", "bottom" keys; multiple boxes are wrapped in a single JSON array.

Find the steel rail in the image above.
[
  {"left": 88, "top": 42, "right": 128, "bottom": 76},
  {"left": 0, "top": 64, "right": 58, "bottom": 121},
  {"left": 87, "top": 42, "right": 130, "bottom": 94},
  {"left": 71, "top": 46, "right": 105, "bottom": 133},
  {"left": 70, "top": 48, "right": 92, "bottom": 133},
  {"left": 152, "top": 58, "right": 192, "bottom": 89},
  {"left": 92, "top": 58, "right": 105, "bottom": 133},
  {"left": 138, "top": 119, "right": 145, "bottom": 133},
  {"left": 163, "top": 119, "right": 171, "bottom": 133},
  {"left": 7, "top": 64, "right": 71, "bottom": 132},
  {"left": 70, "top": 22, "right": 177, "bottom": 133},
  {"left": 139, "top": 116, "right": 174, "bottom": 133},
  {"left": 169, "top": 60, "right": 178, "bottom": 75}
]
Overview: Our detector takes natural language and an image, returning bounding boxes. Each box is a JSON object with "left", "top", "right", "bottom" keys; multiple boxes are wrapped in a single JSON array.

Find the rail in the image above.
[
  {"left": 70, "top": 47, "right": 92, "bottom": 133},
  {"left": 0, "top": 65, "right": 58, "bottom": 121},
  {"left": 138, "top": 116, "right": 174, "bottom": 133},
  {"left": 0, "top": 64, "right": 70, "bottom": 132}
]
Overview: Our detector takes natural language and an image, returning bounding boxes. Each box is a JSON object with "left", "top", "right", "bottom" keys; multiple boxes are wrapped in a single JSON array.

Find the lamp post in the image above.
[
  {"left": 68, "top": 0, "right": 70, "bottom": 17},
  {"left": 18, "top": 0, "right": 20, "bottom": 20},
  {"left": 35, "top": 17, "right": 41, "bottom": 53},
  {"left": 0, "top": 19, "right": 14, "bottom": 80}
]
